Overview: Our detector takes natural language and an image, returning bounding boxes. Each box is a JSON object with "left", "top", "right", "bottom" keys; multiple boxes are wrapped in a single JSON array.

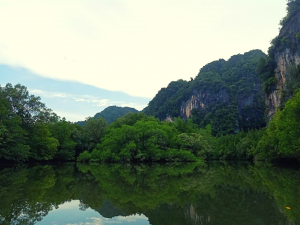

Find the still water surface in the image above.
[{"left": 0, "top": 162, "right": 299, "bottom": 225}]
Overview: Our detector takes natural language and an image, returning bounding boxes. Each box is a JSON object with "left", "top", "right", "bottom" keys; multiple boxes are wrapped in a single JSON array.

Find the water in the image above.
[{"left": 0, "top": 162, "right": 299, "bottom": 225}]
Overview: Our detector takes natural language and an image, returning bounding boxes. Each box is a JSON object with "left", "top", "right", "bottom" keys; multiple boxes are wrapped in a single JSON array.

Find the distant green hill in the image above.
[{"left": 77, "top": 106, "right": 139, "bottom": 125}]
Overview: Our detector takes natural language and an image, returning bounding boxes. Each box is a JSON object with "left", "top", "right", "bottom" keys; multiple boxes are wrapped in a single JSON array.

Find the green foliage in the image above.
[
  {"left": 0, "top": 83, "right": 146, "bottom": 162},
  {"left": 258, "top": 0, "right": 300, "bottom": 97},
  {"left": 0, "top": 83, "right": 62, "bottom": 161},
  {"left": 282, "top": 65, "right": 300, "bottom": 102},
  {"left": 192, "top": 105, "right": 244, "bottom": 136},
  {"left": 77, "top": 150, "right": 92, "bottom": 162},
  {"left": 295, "top": 31, "right": 300, "bottom": 41},
  {"left": 84, "top": 117, "right": 108, "bottom": 150},
  {"left": 280, "top": 0, "right": 300, "bottom": 26},
  {"left": 50, "top": 120, "right": 77, "bottom": 160},
  {"left": 1, "top": 83, "right": 58, "bottom": 127},
  {"left": 214, "top": 129, "right": 264, "bottom": 160},
  {"left": 178, "top": 133, "right": 212, "bottom": 159},
  {"left": 0, "top": 96, "right": 30, "bottom": 161},
  {"left": 0, "top": 83, "right": 82, "bottom": 162},
  {"left": 94, "top": 106, "right": 139, "bottom": 123},
  {"left": 78, "top": 106, "right": 139, "bottom": 125},
  {"left": 28, "top": 122, "right": 59, "bottom": 160},
  {"left": 69, "top": 123, "right": 90, "bottom": 157},
  {"left": 90, "top": 119, "right": 182, "bottom": 162},
  {"left": 143, "top": 80, "right": 188, "bottom": 119},
  {"left": 210, "top": 105, "right": 239, "bottom": 136},
  {"left": 78, "top": 114, "right": 213, "bottom": 162},
  {"left": 256, "top": 56, "right": 277, "bottom": 95},
  {"left": 109, "top": 112, "right": 154, "bottom": 129},
  {"left": 255, "top": 90, "right": 300, "bottom": 160},
  {"left": 268, "top": 1, "right": 300, "bottom": 55},
  {"left": 143, "top": 50, "right": 266, "bottom": 136},
  {"left": 263, "top": 77, "right": 277, "bottom": 93},
  {"left": 1, "top": 163, "right": 300, "bottom": 224},
  {"left": 215, "top": 90, "right": 300, "bottom": 162},
  {"left": 173, "top": 117, "right": 197, "bottom": 133}
]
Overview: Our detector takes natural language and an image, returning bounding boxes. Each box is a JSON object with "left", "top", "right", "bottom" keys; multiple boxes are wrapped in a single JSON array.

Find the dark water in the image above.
[{"left": 0, "top": 162, "right": 300, "bottom": 225}]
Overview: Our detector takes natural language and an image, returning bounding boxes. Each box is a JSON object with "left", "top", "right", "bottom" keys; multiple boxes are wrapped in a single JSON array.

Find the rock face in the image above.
[
  {"left": 180, "top": 89, "right": 229, "bottom": 119},
  {"left": 267, "top": 49, "right": 300, "bottom": 120},
  {"left": 180, "top": 86, "right": 261, "bottom": 120},
  {"left": 266, "top": 10, "right": 300, "bottom": 121}
]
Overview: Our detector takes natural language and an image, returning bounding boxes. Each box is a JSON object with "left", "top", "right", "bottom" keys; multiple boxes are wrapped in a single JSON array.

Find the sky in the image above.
[
  {"left": 0, "top": 0, "right": 288, "bottom": 121},
  {"left": 0, "top": 65, "right": 150, "bottom": 121}
]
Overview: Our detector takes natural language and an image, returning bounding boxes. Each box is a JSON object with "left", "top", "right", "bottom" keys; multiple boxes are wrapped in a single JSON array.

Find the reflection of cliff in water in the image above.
[
  {"left": 144, "top": 187, "right": 287, "bottom": 225},
  {"left": 0, "top": 162, "right": 300, "bottom": 225}
]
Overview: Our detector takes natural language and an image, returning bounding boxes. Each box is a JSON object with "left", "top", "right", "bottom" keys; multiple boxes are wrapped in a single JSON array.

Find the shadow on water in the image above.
[{"left": 0, "top": 161, "right": 300, "bottom": 225}]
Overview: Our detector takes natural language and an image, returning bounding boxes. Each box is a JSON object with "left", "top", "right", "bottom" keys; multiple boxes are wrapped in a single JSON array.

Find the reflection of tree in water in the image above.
[
  {"left": 0, "top": 162, "right": 300, "bottom": 225},
  {"left": 0, "top": 164, "right": 74, "bottom": 225}
]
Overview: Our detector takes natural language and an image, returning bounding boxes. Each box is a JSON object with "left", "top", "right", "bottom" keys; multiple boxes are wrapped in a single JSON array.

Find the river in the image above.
[{"left": 0, "top": 162, "right": 299, "bottom": 225}]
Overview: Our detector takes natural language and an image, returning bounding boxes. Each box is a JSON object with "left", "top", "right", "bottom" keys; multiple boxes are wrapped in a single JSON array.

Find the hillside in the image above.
[
  {"left": 78, "top": 106, "right": 139, "bottom": 125},
  {"left": 143, "top": 50, "right": 266, "bottom": 136}
]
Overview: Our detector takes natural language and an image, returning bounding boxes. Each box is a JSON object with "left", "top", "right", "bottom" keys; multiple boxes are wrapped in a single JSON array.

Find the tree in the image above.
[
  {"left": 85, "top": 117, "right": 108, "bottom": 150},
  {"left": 276, "top": 90, "right": 300, "bottom": 158},
  {"left": 50, "top": 120, "right": 77, "bottom": 160},
  {"left": 29, "top": 122, "right": 59, "bottom": 160},
  {"left": 178, "top": 133, "right": 212, "bottom": 159},
  {"left": 0, "top": 91, "right": 30, "bottom": 161},
  {"left": 255, "top": 90, "right": 300, "bottom": 160},
  {"left": 1, "top": 83, "right": 56, "bottom": 127}
]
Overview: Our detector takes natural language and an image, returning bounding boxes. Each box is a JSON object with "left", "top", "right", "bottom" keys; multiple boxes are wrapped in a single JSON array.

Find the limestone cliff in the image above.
[
  {"left": 144, "top": 50, "right": 266, "bottom": 135},
  {"left": 266, "top": 10, "right": 300, "bottom": 120},
  {"left": 180, "top": 86, "right": 261, "bottom": 120},
  {"left": 180, "top": 88, "right": 229, "bottom": 119}
]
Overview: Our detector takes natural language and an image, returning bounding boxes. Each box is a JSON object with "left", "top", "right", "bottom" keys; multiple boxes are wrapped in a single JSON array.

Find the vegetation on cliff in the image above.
[
  {"left": 281, "top": 0, "right": 300, "bottom": 27},
  {"left": 143, "top": 50, "right": 266, "bottom": 136},
  {"left": 258, "top": 0, "right": 300, "bottom": 99}
]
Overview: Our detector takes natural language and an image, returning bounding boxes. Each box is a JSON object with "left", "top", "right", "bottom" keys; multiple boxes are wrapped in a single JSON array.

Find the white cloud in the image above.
[
  {"left": 53, "top": 93, "right": 66, "bottom": 98},
  {"left": 92, "top": 99, "right": 110, "bottom": 107},
  {"left": 29, "top": 89, "right": 113, "bottom": 107},
  {"left": 74, "top": 98, "right": 87, "bottom": 102},
  {"left": 30, "top": 89, "right": 68, "bottom": 98},
  {"left": 0, "top": 0, "right": 287, "bottom": 98},
  {"left": 27, "top": 89, "right": 146, "bottom": 121}
]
